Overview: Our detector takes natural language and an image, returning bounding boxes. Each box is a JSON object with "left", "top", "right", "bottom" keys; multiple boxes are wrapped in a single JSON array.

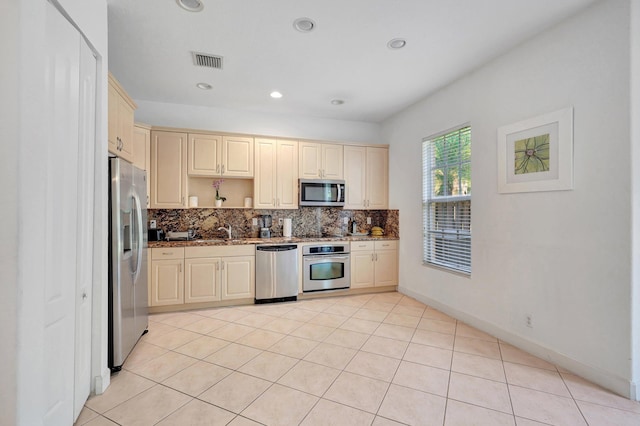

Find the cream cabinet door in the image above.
[
  {"left": 321, "top": 143, "right": 343, "bottom": 179},
  {"left": 298, "top": 142, "right": 322, "bottom": 179},
  {"left": 107, "top": 83, "right": 119, "bottom": 155},
  {"left": 254, "top": 138, "right": 277, "bottom": 209},
  {"left": 117, "top": 97, "right": 135, "bottom": 162},
  {"left": 222, "top": 136, "right": 253, "bottom": 177},
  {"left": 151, "top": 259, "right": 184, "bottom": 306},
  {"left": 133, "top": 125, "right": 151, "bottom": 207},
  {"left": 184, "top": 258, "right": 221, "bottom": 303},
  {"left": 351, "top": 251, "right": 375, "bottom": 288},
  {"left": 276, "top": 139, "right": 298, "bottom": 209},
  {"left": 150, "top": 131, "right": 187, "bottom": 208},
  {"left": 221, "top": 256, "right": 255, "bottom": 300},
  {"left": 343, "top": 146, "right": 367, "bottom": 209},
  {"left": 366, "top": 147, "right": 389, "bottom": 210},
  {"left": 374, "top": 249, "right": 398, "bottom": 286},
  {"left": 299, "top": 142, "right": 343, "bottom": 179},
  {"left": 188, "top": 133, "right": 221, "bottom": 176},
  {"left": 108, "top": 73, "right": 136, "bottom": 161}
]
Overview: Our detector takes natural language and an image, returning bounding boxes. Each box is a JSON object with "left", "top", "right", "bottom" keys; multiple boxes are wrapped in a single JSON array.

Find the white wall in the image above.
[
  {"left": 8, "top": 0, "right": 108, "bottom": 424},
  {"left": 135, "top": 100, "right": 383, "bottom": 144},
  {"left": 383, "top": 0, "right": 634, "bottom": 397}
]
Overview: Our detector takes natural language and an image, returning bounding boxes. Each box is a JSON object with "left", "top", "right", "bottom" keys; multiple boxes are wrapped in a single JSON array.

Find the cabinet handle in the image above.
[
  {"left": 221, "top": 165, "right": 225, "bottom": 174},
  {"left": 221, "top": 261, "right": 225, "bottom": 270},
  {"left": 375, "top": 253, "right": 378, "bottom": 261},
  {"left": 371, "top": 253, "right": 374, "bottom": 261},
  {"left": 216, "top": 164, "right": 220, "bottom": 173},
  {"left": 179, "top": 263, "right": 182, "bottom": 272},
  {"left": 182, "top": 196, "right": 185, "bottom": 205},
  {"left": 216, "top": 261, "right": 219, "bottom": 271},
  {"left": 162, "top": 252, "right": 173, "bottom": 255}
]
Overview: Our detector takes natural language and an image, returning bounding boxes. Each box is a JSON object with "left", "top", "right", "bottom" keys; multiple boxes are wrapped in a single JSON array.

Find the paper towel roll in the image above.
[{"left": 283, "top": 218, "right": 292, "bottom": 237}]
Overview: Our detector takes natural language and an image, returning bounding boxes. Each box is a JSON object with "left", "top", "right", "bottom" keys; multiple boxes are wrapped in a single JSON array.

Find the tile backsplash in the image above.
[{"left": 149, "top": 208, "right": 399, "bottom": 240}]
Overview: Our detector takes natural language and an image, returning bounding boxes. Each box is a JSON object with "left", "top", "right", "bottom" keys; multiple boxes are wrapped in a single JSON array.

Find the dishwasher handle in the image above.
[{"left": 257, "top": 245, "right": 298, "bottom": 252}]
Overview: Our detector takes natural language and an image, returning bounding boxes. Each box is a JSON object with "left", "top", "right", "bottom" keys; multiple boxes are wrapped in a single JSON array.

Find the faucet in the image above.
[{"left": 218, "top": 224, "right": 232, "bottom": 239}]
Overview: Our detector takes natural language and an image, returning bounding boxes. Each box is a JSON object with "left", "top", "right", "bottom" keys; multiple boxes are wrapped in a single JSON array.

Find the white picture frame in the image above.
[{"left": 497, "top": 107, "right": 573, "bottom": 194}]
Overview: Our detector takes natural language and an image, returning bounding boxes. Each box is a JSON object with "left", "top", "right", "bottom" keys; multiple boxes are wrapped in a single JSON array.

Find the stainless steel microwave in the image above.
[{"left": 299, "top": 179, "right": 345, "bottom": 207}]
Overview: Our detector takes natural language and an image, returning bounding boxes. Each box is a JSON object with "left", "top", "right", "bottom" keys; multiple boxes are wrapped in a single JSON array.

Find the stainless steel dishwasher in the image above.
[{"left": 255, "top": 244, "right": 299, "bottom": 303}]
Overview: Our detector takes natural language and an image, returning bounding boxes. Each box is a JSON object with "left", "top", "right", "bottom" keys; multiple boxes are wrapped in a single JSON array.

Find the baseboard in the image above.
[
  {"left": 399, "top": 287, "right": 636, "bottom": 400},
  {"left": 93, "top": 367, "right": 111, "bottom": 395}
]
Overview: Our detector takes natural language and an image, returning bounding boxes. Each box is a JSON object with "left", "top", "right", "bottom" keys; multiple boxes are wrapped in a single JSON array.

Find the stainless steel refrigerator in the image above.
[{"left": 108, "top": 157, "right": 148, "bottom": 371}]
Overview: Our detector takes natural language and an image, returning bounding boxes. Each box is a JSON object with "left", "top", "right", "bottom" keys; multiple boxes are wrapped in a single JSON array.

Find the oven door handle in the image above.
[{"left": 304, "top": 255, "right": 350, "bottom": 262}]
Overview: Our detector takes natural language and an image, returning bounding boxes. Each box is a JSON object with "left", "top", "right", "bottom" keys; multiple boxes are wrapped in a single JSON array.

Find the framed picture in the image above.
[{"left": 497, "top": 107, "right": 573, "bottom": 194}]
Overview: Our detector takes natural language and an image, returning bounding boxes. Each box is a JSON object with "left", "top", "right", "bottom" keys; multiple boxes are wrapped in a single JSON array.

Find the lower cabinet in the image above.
[
  {"left": 150, "top": 248, "right": 185, "bottom": 306},
  {"left": 350, "top": 240, "right": 398, "bottom": 288},
  {"left": 150, "top": 245, "right": 255, "bottom": 307}
]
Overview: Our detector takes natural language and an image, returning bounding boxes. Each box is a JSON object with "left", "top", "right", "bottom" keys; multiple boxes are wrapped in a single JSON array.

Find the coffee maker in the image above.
[{"left": 260, "top": 214, "right": 272, "bottom": 238}]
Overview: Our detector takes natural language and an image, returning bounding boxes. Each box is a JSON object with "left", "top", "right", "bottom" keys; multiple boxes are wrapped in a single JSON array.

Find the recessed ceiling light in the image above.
[
  {"left": 293, "top": 17, "right": 315, "bottom": 33},
  {"left": 330, "top": 99, "right": 344, "bottom": 105},
  {"left": 176, "top": 0, "right": 204, "bottom": 12},
  {"left": 196, "top": 82, "right": 212, "bottom": 90},
  {"left": 270, "top": 91, "right": 283, "bottom": 99},
  {"left": 387, "top": 38, "right": 407, "bottom": 49}
]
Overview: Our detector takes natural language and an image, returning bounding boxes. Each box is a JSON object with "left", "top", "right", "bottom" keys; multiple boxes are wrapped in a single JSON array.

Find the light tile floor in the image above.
[{"left": 76, "top": 292, "right": 640, "bottom": 425}]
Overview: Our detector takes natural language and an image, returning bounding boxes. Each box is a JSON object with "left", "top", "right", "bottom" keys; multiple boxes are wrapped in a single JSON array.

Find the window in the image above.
[{"left": 422, "top": 126, "right": 471, "bottom": 274}]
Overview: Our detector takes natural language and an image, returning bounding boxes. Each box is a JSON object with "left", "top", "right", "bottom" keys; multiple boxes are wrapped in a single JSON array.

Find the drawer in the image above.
[
  {"left": 185, "top": 245, "right": 255, "bottom": 259},
  {"left": 350, "top": 241, "right": 374, "bottom": 252},
  {"left": 152, "top": 247, "right": 184, "bottom": 260},
  {"left": 375, "top": 240, "right": 398, "bottom": 251}
]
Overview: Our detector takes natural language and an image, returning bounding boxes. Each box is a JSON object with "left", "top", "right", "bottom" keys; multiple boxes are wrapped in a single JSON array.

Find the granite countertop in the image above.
[{"left": 148, "top": 235, "right": 399, "bottom": 248}]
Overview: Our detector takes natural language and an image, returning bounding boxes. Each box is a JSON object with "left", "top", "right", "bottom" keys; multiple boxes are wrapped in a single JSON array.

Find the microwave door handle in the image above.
[{"left": 337, "top": 184, "right": 342, "bottom": 203}]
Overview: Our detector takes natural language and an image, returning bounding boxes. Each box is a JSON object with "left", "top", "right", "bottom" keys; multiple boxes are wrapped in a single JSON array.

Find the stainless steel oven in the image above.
[{"left": 302, "top": 243, "right": 350, "bottom": 292}]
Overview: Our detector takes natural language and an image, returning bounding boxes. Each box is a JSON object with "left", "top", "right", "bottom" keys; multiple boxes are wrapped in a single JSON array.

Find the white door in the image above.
[
  {"left": 44, "top": 2, "right": 80, "bottom": 424},
  {"left": 74, "top": 36, "right": 97, "bottom": 419}
]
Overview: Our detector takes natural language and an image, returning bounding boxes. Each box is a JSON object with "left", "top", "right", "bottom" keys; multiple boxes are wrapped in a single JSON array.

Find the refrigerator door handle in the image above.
[{"left": 131, "top": 193, "right": 143, "bottom": 284}]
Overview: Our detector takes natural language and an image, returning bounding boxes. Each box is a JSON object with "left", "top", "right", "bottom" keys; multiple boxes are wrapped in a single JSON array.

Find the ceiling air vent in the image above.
[{"left": 192, "top": 52, "right": 223, "bottom": 69}]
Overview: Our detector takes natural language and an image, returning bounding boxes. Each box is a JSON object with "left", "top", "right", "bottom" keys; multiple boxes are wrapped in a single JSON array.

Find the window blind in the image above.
[{"left": 422, "top": 126, "right": 471, "bottom": 274}]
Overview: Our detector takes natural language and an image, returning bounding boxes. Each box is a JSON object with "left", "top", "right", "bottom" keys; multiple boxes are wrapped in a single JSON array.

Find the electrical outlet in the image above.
[
  {"left": 252, "top": 218, "right": 258, "bottom": 226},
  {"left": 149, "top": 220, "right": 157, "bottom": 229},
  {"left": 526, "top": 314, "right": 533, "bottom": 328},
  {"left": 343, "top": 217, "right": 349, "bottom": 224},
  {"left": 366, "top": 217, "right": 372, "bottom": 225}
]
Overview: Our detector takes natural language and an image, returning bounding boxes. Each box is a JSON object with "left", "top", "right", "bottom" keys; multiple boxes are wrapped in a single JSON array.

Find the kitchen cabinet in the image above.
[
  {"left": 108, "top": 73, "right": 136, "bottom": 161},
  {"left": 254, "top": 138, "right": 299, "bottom": 209},
  {"left": 176, "top": 245, "right": 255, "bottom": 305},
  {"left": 343, "top": 146, "right": 388, "bottom": 210},
  {"left": 184, "top": 257, "right": 221, "bottom": 303},
  {"left": 133, "top": 124, "right": 151, "bottom": 207},
  {"left": 299, "top": 142, "right": 343, "bottom": 180},
  {"left": 150, "top": 130, "right": 188, "bottom": 208},
  {"left": 220, "top": 255, "right": 255, "bottom": 300},
  {"left": 188, "top": 133, "right": 254, "bottom": 178},
  {"left": 150, "top": 248, "right": 185, "bottom": 306},
  {"left": 350, "top": 240, "right": 398, "bottom": 288}
]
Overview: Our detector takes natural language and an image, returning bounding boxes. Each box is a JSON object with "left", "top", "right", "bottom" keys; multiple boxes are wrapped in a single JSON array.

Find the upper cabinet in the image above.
[
  {"left": 150, "top": 130, "right": 187, "bottom": 209},
  {"left": 188, "top": 133, "right": 253, "bottom": 178},
  {"left": 107, "top": 73, "right": 136, "bottom": 162},
  {"left": 133, "top": 124, "right": 151, "bottom": 207},
  {"left": 299, "top": 142, "right": 343, "bottom": 180},
  {"left": 343, "top": 146, "right": 389, "bottom": 210},
  {"left": 254, "top": 138, "right": 299, "bottom": 209}
]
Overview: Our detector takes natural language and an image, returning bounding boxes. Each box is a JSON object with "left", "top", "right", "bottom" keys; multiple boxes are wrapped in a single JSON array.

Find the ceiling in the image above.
[{"left": 107, "top": 0, "right": 597, "bottom": 123}]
